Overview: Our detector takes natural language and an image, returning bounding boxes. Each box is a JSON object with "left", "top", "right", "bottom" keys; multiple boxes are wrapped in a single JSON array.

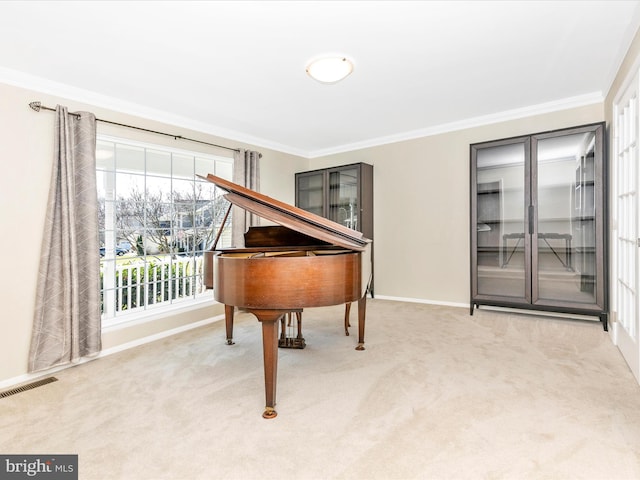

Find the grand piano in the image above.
[{"left": 201, "top": 174, "right": 372, "bottom": 419}]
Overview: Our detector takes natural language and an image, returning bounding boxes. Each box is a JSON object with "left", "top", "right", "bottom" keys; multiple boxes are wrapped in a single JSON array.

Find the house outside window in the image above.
[{"left": 96, "top": 135, "right": 232, "bottom": 327}]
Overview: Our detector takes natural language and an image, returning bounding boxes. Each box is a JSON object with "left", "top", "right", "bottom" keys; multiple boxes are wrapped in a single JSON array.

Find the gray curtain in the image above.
[
  {"left": 29, "top": 105, "right": 101, "bottom": 372},
  {"left": 232, "top": 149, "right": 261, "bottom": 247}
]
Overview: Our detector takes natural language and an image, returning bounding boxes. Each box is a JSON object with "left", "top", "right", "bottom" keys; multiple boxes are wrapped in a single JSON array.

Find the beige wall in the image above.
[
  {"left": 10, "top": 27, "right": 640, "bottom": 384},
  {"left": 0, "top": 82, "right": 308, "bottom": 385},
  {"left": 307, "top": 104, "right": 604, "bottom": 304},
  {"left": 606, "top": 21, "right": 640, "bottom": 125}
]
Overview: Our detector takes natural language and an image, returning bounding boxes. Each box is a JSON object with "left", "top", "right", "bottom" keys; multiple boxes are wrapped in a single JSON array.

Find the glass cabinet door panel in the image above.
[
  {"left": 328, "top": 168, "right": 359, "bottom": 231},
  {"left": 475, "top": 141, "right": 529, "bottom": 300},
  {"left": 296, "top": 172, "right": 324, "bottom": 216},
  {"left": 534, "top": 131, "right": 598, "bottom": 304}
]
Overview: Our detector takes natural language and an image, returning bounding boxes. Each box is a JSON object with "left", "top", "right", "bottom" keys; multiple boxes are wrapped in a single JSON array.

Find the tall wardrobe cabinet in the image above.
[
  {"left": 470, "top": 122, "right": 608, "bottom": 329},
  {"left": 295, "top": 162, "right": 374, "bottom": 293}
]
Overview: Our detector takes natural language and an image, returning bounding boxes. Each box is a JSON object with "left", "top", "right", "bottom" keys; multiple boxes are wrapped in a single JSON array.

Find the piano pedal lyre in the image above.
[{"left": 278, "top": 311, "right": 305, "bottom": 349}]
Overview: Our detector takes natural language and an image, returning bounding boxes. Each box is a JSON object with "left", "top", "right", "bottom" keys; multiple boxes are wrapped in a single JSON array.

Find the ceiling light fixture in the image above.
[{"left": 306, "top": 56, "right": 354, "bottom": 84}]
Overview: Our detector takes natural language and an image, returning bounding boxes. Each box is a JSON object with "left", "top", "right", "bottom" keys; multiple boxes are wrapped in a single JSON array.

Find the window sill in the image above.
[{"left": 101, "top": 296, "right": 219, "bottom": 333}]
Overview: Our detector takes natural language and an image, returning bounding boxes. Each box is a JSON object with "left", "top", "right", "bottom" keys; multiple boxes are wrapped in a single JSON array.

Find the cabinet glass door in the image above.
[
  {"left": 532, "top": 127, "right": 603, "bottom": 308},
  {"left": 296, "top": 172, "right": 324, "bottom": 217},
  {"left": 472, "top": 138, "right": 530, "bottom": 302},
  {"left": 328, "top": 167, "right": 359, "bottom": 231}
]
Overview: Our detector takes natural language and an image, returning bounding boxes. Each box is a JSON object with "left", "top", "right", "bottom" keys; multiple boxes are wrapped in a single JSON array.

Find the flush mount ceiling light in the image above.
[{"left": 306, "top": 56, "right": 354, "bottom": 84}]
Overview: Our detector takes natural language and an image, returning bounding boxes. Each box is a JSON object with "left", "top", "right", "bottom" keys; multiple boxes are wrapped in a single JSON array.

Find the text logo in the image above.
[{"left": 0, "top": 455, "right": 77, "bottom": 480}]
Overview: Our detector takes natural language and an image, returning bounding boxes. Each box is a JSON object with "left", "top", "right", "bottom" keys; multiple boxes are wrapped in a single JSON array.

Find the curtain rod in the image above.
[{"left": 28, "top": 101, "right": 240, "bottom": 153}]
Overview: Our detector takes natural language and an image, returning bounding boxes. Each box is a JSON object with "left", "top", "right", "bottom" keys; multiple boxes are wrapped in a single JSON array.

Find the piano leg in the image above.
[
  {"left": 344, "top": 302, "right": 352, "bottom": 336},
  {"left": 225, "top": 304, "right": 235, "bottom": 345},
  {"left": 251, "top": 308, "right": 302, "bottom": 419},
  {"left": 356, "top": 295, "right": 366, "bottom": 351}
]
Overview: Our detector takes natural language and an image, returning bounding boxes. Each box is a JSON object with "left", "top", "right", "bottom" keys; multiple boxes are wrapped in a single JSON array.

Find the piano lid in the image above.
[{"left": 199, "top": 174, "right": 371, "bottom": 251}]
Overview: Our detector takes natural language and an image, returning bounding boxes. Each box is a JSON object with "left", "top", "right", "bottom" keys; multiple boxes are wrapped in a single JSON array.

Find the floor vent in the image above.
[{"left": 0, "top": 377, "right": 58, "bottom": 399}]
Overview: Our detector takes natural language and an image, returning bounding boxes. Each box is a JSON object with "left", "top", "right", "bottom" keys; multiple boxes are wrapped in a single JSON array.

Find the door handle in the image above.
[{"left": 528, "top": 205, "right": 535, "bottom": 234}]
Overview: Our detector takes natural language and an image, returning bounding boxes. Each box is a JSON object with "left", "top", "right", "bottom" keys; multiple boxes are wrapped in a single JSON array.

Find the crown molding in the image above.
[
  {"left": 0, "top": 66, "right": 307, "bottom": 158},
  {"left": 2, "top": 66, "right": 603, "bottom": 160},
  {"left": 307, "top": 92, "right": 604, "bottom": 158}
]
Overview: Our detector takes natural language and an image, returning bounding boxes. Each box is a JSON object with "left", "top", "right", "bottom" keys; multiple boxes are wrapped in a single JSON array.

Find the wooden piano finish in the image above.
[{"left": 201, "top": 174, "right": 371, "bottom": 419}]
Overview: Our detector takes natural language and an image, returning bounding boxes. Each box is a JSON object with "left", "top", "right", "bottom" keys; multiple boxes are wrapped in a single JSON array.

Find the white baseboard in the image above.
[{"left": 373, "top": 295, "right": 469, "bottom": 309}]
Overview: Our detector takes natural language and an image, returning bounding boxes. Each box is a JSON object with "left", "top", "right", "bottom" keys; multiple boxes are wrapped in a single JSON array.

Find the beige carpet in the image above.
[{"left": 2, "top": 300, "right": 640, "bottom": 480}]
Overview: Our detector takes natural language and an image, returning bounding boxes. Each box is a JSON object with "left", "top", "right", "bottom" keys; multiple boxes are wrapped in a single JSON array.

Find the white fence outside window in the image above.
[{"left": 100, "top": 254, "right": 207, "bottom": 318}]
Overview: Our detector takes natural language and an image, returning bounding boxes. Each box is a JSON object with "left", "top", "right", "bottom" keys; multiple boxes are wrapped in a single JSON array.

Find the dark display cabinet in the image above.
[
  {"left": 470, "top": 122, "right": 608, "bottom": 329},
  {"left": 296, "top": 162, "right": 373, "bottom": 292}
]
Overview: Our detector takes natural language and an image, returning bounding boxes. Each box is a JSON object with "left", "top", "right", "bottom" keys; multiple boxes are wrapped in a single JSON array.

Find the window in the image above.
[{"left": 96, "top": 135, "right": 233, "bottom": 326}]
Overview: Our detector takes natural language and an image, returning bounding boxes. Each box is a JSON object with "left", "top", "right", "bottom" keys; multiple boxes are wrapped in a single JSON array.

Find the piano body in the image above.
[{"left": 201, "top": 174, "right": 372, "bottom": 419}]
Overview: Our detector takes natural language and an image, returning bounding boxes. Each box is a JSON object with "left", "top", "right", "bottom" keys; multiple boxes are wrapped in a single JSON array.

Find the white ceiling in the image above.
[{"left": 1, "top": 1, "right": 639, "bottom": 158}]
